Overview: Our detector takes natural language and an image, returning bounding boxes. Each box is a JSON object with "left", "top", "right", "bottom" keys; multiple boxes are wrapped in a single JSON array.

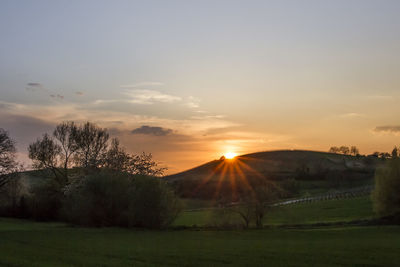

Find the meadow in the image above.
[
  {"left": 0, "top": 217, "right": 399, "bottom": 266},
  {"left": 174, "top": 196, "right": 374, "bottom": 227}
]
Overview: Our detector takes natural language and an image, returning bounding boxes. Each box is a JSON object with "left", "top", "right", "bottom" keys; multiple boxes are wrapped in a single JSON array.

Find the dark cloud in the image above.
[
  {"left": 27, "top": 82, "right": 42, "bottom": 87},
  {"left": 374, "top": 126, "right": 400, "bottom": 133},
  {"left": 131, "top": 125, "right": 173, "bottom": 136}
]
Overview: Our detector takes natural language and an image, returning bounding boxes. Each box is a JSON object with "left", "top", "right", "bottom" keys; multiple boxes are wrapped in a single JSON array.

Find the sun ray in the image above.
[
  {"left": 192, "top": 160, "right": 225, "bottom": 197},
  {"left": 213, "top": 163, "right": 229, "bottom": 200}
]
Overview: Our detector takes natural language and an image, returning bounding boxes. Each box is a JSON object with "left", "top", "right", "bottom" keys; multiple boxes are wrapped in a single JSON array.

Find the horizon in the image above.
[{"left": 1, "top": 0, "right": 400, "bottom": 174}]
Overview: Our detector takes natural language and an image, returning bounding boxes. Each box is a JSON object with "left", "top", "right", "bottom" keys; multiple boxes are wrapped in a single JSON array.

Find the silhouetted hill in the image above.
[{"left": 165, "top": 150, "right": 382, "bottom": 200}]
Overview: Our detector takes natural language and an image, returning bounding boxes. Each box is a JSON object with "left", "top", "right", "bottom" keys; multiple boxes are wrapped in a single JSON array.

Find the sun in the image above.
[{"left": 224, "top": 152, "right": 237, "bottom": 159}]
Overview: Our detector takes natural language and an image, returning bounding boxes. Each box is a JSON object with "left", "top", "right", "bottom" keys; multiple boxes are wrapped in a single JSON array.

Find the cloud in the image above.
[
  {"left": 25, "top": 82, "right": 65, "bottom": 100},
  {"left": 50, "top": 94, "right": 64, "bottom": 100},
  {"left": 120, "top": 82, "right": 164, "bottom": 88},
  {"left": 26, "top": 82, "right": 45, "bottom": 92},
  {"left": 26, "top": 82, "right": 43, "bottom": 87},
  {"left": 131, "top": 125, "right": 173, "bottom": 136},
  {"left": 340, "top": 112, "right": 364, "bottom": 118},
  {"left": 367, "top": 95, "right": 394, "bottom": 100},
  {"left": 184, "top": 96, "right": 201, "bottom": 109},
  {"left": 124, "top": 89, "right": 182, "bottom": 105},
  {"left": 374, "top": 125, "right": 400, "bottom": 133}
]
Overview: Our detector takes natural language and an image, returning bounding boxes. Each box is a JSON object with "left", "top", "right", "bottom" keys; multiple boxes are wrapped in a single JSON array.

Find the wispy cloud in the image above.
[
  {"left": 184, "top": 96, "right": 201, "bottom": 108},
  {"left": 374, "top": 125, "right": 400, "bottom": 133},
  {"left": 120, "top": 82, "right": 164, "bottom": 88},
  {"left": 131, "top": 125, "right": 173, "bottom": 136},
  {"left": 340, "top": 112, "right": 364, "bottom": 118},
  {"left": 124, "top": 89, "right": 182, "bottom": 105}
]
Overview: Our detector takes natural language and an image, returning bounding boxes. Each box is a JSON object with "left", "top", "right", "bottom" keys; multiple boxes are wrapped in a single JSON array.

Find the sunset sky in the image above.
[{"left": 1, "top": 0, "right": 400, "bottom": 174}]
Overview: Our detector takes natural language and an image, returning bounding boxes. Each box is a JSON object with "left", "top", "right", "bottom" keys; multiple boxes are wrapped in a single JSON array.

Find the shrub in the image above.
[
  {"left": 28, "top": 179, "right": 64, "bottom": 221},
  {"left": 372, "top": 159, "right": 400, "bottom": 217},
  {"left": 62, "top": 171, "right": 181, "bottom": 228}
]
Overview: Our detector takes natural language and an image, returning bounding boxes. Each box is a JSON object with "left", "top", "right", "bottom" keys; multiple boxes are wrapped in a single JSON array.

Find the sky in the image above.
[{"left": 1, "top": 0, "right": 400, "bottom": 174}]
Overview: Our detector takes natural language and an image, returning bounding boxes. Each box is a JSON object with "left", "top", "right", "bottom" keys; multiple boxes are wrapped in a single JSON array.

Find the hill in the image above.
[{"left": 164, "top": 150, "right": 382, "bottom": 200}]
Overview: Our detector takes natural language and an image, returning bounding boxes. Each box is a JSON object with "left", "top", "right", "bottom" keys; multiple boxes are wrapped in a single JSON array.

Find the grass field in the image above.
[
  {"left": 0, "top": 218, "right": 399, "bottom": 266},
  {"left": 174, "top": 196, "right": 375, "bottom": 227}
]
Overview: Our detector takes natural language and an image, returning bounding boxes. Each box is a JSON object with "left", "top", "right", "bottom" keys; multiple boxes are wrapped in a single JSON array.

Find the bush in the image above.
[
  {"left": 62, "top": 171, "right": 181, "bottom": 228},
  {"left": 372, "top": 159, "right": 400, "bottom": 217},
  {"left": 28, "top": 179, "right": 64, "bottom": 221}
]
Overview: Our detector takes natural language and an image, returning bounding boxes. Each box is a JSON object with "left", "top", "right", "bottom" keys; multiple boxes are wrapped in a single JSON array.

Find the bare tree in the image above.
[
  {"left": 339, "top": 146, "right": 350, "bottom": 155},
  {"left": 350, "top": 146, "right": 359, "bottom": 156},
  {"left": 0, "top": 129, "right": 21, "bottom": 188},
  {"left": 74, "top": 122, "right": 109, "bottom": 169},
  {"left": 53, "top": 122, "right": 79, "bottom": 179},
  {"left": 28, "top": 133, "right": 64, "bottom": 182},
  {"left": 329, "top": 146, "right": 340, "bottom": 153},
  {"left": 103, "top": 138, "right": 131, "bottom": 171}
]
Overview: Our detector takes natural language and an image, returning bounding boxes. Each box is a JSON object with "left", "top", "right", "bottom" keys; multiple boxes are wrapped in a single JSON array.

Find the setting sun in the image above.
[{"left": 224, "top": 152, "right": 237, "bottom": 159}]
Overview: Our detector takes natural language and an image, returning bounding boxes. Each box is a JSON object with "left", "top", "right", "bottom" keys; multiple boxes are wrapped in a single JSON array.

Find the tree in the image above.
[
  {"left": 372, "top": 159, "right": 400, "bottom": 217},
  {"left": 73, "top": 122, "right": 109, "bottom": 169},
  {"left": 219, "top": 180, "right": 278, "bottom": 228},
  {"left": 350, "top": 146, "right": 359, "bottom": 156},
  {"left": 0, "top": 129, "right": 20, "bottom": 188},
  {"left": 53, "top": 122, "right": 79, "bottom": 179},
  {"left": 392, "top": 147, "right": 398, "bottom": 159},
  {"left": 129, "top": 152, "right": 167, "bottom": 176},
  {"left": 103, "top": 138, "right": 131, "bottom": 172},
  {"left": 329, "top": 146, "right": 340, "bottom": 153},
  {"left": 339, "top": 146, "right": 350, "bottom": 155},
  {"left": 28, "top": 133, "right": 64, "bottom": 183}
]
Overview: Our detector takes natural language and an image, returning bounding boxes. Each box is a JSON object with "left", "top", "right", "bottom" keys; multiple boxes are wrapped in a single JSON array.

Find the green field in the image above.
[
  {"left": 174, "top": 196, "right": 375, "bottom": 227},
  {"left": 0, "top": 218, "right": 399, "bottom": 266}
]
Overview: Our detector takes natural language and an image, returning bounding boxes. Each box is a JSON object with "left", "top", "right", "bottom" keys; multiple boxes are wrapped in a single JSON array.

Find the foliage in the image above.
[
  {"left": 28, "top": 179, "right": 64, "bottom": 221},
  {"left": 62, "top": 171, "right": 181, "bottom": 228},
  {"left": 372, "top": 159, "right": 400, "bottom": 217}
]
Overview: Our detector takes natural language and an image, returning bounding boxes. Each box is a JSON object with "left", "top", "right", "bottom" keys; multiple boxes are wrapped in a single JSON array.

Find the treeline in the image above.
[
  {"left": 0, "top": 122, "right": 181, "bottom": 229},
  {"left": 329, "top": 145, "right": 400, "bottom": 160},
  {"left": 329, "top": 146, "right": 359, "bottom": 155}
]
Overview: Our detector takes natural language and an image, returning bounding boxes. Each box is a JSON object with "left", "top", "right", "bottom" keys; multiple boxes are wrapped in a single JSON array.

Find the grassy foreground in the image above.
[
  {"left": 0, "top": 218, "right": 399, "bottom": 266},
  {"left": 175, "top": 196, "right": 374, "bottom": 227}
]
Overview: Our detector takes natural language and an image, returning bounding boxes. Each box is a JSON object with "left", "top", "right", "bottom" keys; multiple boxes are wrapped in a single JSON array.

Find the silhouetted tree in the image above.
[
  {"left": 350, "top": 146, "right": 359, "bottom": 156},
  {"left": 53, "top": 122, "right": 79, "bottom": 179},
  {"left": 329, "top": 146, "right": 340, "bottom": 153},
  {"left": 0, "top": 129, "right": 21, "bottom": 188},
  {"left": 129, "top": 152, "right": 166, "bottom": 176},
  {"left": 392, "top": 147, "right": 398, "bottom": 159},
  {"left": 339, "top": 146, "right": 350, "bottom": 155},
  {"left": 29, "top": 133, "right": 65, "bottom": 183},
  {"left": 73, "top": 122, "right": 109, "bottom": 169}
]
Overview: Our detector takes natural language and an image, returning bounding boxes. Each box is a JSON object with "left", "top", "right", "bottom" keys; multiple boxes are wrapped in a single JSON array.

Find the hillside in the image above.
[{"left": 165, "top": 150, "right": 382, "bottom": 200}]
